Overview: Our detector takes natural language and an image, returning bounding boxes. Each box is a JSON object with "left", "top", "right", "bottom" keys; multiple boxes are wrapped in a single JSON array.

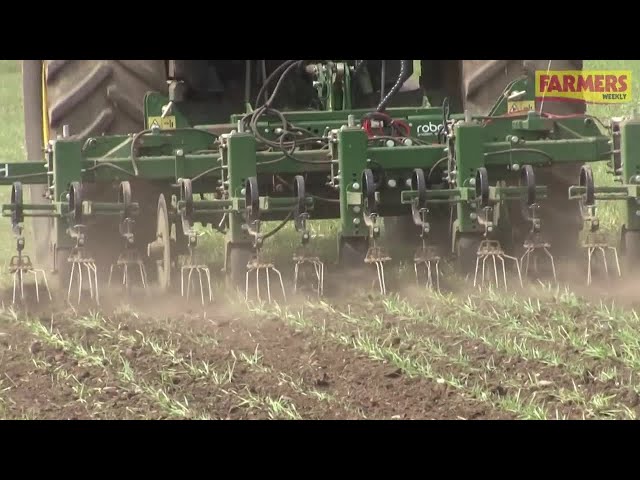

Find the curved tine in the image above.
[
  {"left": 520, "top": 250, "right": 527, "bottom": 277},
  {"left": 181, "top": 266, "right": 186, "bottom": 297},
  {"left": 312, "top": 261, "right": 321, "bottom": 296},
  {"left": 139, "top": 263, "right": 148, "bottom": 289},
  {"left": 77, "top": 263, "right": 83, "bottom": 305},
  {"left": 43, "top": 271, "right": 52, "bottom": 300},
  {"left": 598, "top": 247, "right": 609, "bottom": 277},
  {"left": 93, "top": 263, "right": 100, "bottom": 305},
  {"left": 264, "top": 267, "right": 272, "bottom": 303},
  {"left": 497, "top": 255, "right": 507, "bottom": 290},
  {"left": 502, "top": 253, "right": 523, "bottom": 288},
  {"left": 84, "top": 264, "right": 92, "bottom": 299},
  {"left": 482, "top": 255, "right": 488, "bottom": 286},
  {"left": 272, "top": 266, "right": 287, "bottom": 302},
  {"left": 35, "top": 269, "right": 52, "bottom": 301},
  {"left": 108, "top": 264, "right": 115, "bottom": 287},
  {"left": 543, "top": 247, "right": 557, "bottom": 283},
  {"left": 197, "top": 269, "right": 205, "bottom": 306},
  {"left": 492, "top": 255, "right": 499, "bottom": 288},
  {"left": 474, "top": 256, "right": 481, "bottom": 287},
  {"left": 245, "top": 268, "right": 250, "bottom": 301},
  {"left": 320, "top": 262, "right": 325, "bottom": 297},
  {"left": 587, "top": 247, "right": 594, "bottom": 286},
  {"left": 187, "top": 267, "right": 196, "bottom": 300},
  {"left": 204, "top": 267, "right": 213, "bottom": 302},
  {"left": 376, "top": 262, "right": 387, "bottom": 295},
  {"left": 12, "top": 270, "right": 17, "bottom": 304},
  {"left": 90, "top": 263, "right": 100, "bottom": 305},
  {"left": 414, "top": 262, "right": 420, "bottom": 285},
  {"left": 67, "top": 262, "right": 75, "bottom": 303},
  {"left": 294, "top": 262, "right": 300, "bottom": 293},
  {"left": 19, "top": 269, "right": 24, "bottom": 302},
  {"left": 32, "top": 270, "right": 40, "bottom": 303},
  {"left": 256, "top": 266, "right": 261, "bottom": 303},
  {"left": 435, "top": 261, "right": 441, "bottom": 292},
  {"left": 608, "top": 246, "right": 622, "bottom": 277}
]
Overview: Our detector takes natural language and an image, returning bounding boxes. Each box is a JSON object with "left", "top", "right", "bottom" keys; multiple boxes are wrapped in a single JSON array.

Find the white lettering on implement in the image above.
[
  {"left": 416, "top": 122, "right": 443, "bottom": 136},
  {"left": 0, "top": 164, "right": 8, "bottom": 177}
]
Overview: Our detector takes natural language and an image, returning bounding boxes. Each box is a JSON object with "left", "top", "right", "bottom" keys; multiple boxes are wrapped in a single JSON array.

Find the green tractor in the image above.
[{"left": 17, "top": 60, "right": 589, "bottom": 299}]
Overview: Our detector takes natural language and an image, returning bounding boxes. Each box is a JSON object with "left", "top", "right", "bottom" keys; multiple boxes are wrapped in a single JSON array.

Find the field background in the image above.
[{"left": 2, "top": 60, "right": 640, "bottom": 420}]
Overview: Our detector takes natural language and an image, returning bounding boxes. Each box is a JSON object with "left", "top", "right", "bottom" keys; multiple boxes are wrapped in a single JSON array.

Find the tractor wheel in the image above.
[
  {"left": 462, "top": 60, "right": 586, "bottom": 261},
  {"left": 23, "top": 60, "right": 168, "bottom": 289}
]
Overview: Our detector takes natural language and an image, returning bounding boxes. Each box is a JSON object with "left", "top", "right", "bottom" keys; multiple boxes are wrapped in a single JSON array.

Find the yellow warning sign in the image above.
[
  {"left": 507, "top": 100, "right": 535, "bottom": 113},
  {"left": 147, "top": 116, "right": 177, "bottom": 130}
]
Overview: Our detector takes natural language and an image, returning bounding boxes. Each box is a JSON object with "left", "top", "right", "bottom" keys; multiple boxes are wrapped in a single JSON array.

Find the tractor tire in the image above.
[
  {"left": 462, "top": 60, "right": 585, "bottom": 261},
  {"left": 23, "top": 60, "right": 168, "bottom": 289},
  {"left": 44, "top": 60, "right": 168, "bottom": 138}
]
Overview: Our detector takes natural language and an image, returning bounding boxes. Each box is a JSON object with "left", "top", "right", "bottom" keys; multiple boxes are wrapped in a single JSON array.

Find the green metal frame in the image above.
[{"left": 1, "top": 72, "right": 635, "bottom": 280}]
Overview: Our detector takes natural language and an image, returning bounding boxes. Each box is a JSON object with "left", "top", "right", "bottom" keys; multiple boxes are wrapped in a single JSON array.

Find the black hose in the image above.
[{"left": 377, "top": 60, "right": 411, "bottom": 112}]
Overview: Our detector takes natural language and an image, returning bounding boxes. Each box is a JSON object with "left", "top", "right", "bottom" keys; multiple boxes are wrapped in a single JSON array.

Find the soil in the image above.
[{"left": 2, "top": 257, "right": 640, "bottom": 420}]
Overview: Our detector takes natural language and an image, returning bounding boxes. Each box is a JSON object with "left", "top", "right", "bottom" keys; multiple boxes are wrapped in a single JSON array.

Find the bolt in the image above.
[
  {"left": 511, "top": 164, "right": 520, "bottom": 171},
  {"left": 386, "top": 140, "right": 395, "bottom": 148},
  {"left": 511, "top": 135, "right": 519, "bottom": 144},
  {"left": 403, "top": 139, "right": 413, "bottom": 146},
  {"left": 176, "top": 149, "right": 184, "bottom": 156},
  {"left": 352, "top": 182, "right": 360, "bottom": 190},
  {"left": 636, "top": 210, "right": 640, "bottom": 217},
  {"left": 237, "top": 120, "right": 244, "bottom": 133},
  {"left": 241, "top": 188, "right": 246, "bottom": 196},
  {"left": 353, "top": 206, "right": 361, "bottom": 213},
  {"left": 470, "top": 212, "right": 477, "bottom": 220},
  {"left": 387, "top": 179, "right": 397, "bottom": 188},
  {"left": 62, "top": 125, "right": 70, "bottom": 138},
  {"left": 348, "top": 115, "right": 355, "bottom": 127},
  {"left": 634, "top": 175, "right": 640, "bottom": 183},
  {"left": 264, "top": 128, "right": 269, "bottom": 134},
  {"left": 469, "top": 178, "right": 476, "bottom": 186},
  {"left": 488, "top": 226, "right": 494, "bottom": 232},
  {"left": 405, "top": 179, "right": 412, "bottom": 187},
  {"left": 353, "top": 218, "right": 361, "bottom": 225}
]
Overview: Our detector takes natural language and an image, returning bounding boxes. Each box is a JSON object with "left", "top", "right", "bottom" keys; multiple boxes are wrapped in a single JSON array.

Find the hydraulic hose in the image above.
[{"left": 376, "top": 60, "right": 411, "bottom": 112}]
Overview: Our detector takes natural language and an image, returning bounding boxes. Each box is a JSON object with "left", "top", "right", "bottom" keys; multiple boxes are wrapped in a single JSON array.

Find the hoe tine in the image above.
[
  {"left": 474, "top": 240, "right": 522, "bottom": 290},
  {"left": 375, "top": 261, "right": 386, "bottom": 295},
  {"left": 109, "top": 253, "right": 148, "bottom": 293},
  {"left": 609, "top": 245, "right": 622, "bottom": 277},
  {"left": 414, "top": 246, "right": 441, "bottom": 292},
  {"left": 364, "top": 246, "right": 391, "bottom": 296},
  {"left": 245, "top": 258, "right": 286, "bottom": 304},
  {"left": 9, "top": 262, "right": 51, "bottom": 305},
  {"left": 67, "top": 258, "right": 100, "bottom": 305},
  {"left": 583, "top": 232, "right": 621, "bottom": 286},
  {"left": 520, "top": 239, "right": 556, "bottom": 285},
  {"left": 293, "top": 255, "right": 325, "bottom": 297},
  {"left": 499, "top": 253, "right": 523, "bottom": 289},
  {"left": 181, "top": 265, "right": 213, "bottom": 306}
]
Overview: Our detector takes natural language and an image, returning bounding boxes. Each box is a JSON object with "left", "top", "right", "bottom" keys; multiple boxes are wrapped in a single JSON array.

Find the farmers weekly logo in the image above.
[{"left": 535, "top": 70, "right": 632, "bottom": 104}]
